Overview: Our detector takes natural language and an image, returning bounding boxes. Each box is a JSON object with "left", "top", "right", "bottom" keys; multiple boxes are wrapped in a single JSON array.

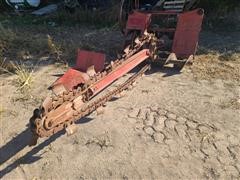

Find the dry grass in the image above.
[
  {"left": 190, "top": 51, "right": 240, "bottom": 81},
  {"left": 11, "top": 62, "right": 34, "bottom": 92},
  {"left": 0, "top": 57, "right": 15, "bottom": 74},
  {"left": 54, "top": 4, "right": 119, "bottom": 27},
  {"left": 86, "top": 132, "right": 112, "bottom": 149},
  {"left": 0, "top": 23, "right": 16, "bottom": 53},
  {"left": 0, "top": 23, "right": 50, "bottom": 62},
  {"left": 218, "top": 52, "right": 240, "bottom": 62},
  {"left": 219, "top": 98, "right": 240, "bottom": 110},
  {"left": 47, "top": 35, "right": 63, "bottom": 62}
]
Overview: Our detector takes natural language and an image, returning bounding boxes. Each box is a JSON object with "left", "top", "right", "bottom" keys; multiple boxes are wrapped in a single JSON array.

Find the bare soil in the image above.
[{"left": 0, "top": 28, "right": 240, "bottom": 179}]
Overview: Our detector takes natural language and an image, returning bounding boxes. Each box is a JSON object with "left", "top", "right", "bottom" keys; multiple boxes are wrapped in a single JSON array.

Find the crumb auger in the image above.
[{"left": 29, "top": 5, "right": 204, "bottom": 145}]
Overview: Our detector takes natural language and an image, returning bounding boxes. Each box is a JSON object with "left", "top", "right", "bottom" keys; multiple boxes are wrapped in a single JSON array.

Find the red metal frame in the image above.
[
  {"left": 51, "top": 9, "right": 204, "bottom": 94},
  {"left": 75, "top": 49, "right": 105, "bottom": 73},
  {"left": 172, "top": 9, "right": 204, "bottom": 58},
  {"left": 51, "top": 50, "right": 106, "bottom": 92},
  {"left": 126, "top": 8, "right": 204, "bottom": 59},
  {"left": 51, "top": 49, "right": 149, "bottom": 94},
  {"left": 92, "top": 49, "right": 150, "bottom": 95},
  {"left": 51, "top": 68, "right": 89, "bottom": 91},
  {"left": 125, "top": 10, "right": 179, "bottom": 35},
  {"left": 126, "top": 11, "right": 151, "bottom": 34}
]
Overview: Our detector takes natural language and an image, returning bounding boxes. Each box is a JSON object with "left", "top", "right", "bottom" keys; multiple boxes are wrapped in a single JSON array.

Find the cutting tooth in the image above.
[
  {"left": 124, "top": 46, "right": 130, "bottom": 54},
  {"left": 127, "top": 85, "right": 133, "bottom": 90},
  {"left": 52, "top": 84, "right": 67, "bottom": 96},
  {"left": 96, "top": 106, "right": 104, "bottom": 115},
  {"left": 143, "top": 30, "right": 148, "bottom": 35},
  {"left": 42, "top": 96, "right": 52, "bottom": 113},
  {"left": 73, "top": 96, "right": 84, "bottom": 110},
  {"left": 52, "top": 98, "right": 64, "bottom": 109},
  {"left": 132, "top": 81, "right": 137, "bottom": 87},
  {"left": 120, "top": 90, "right": 127, "bottom": 97},
  {"left": 134, "top": 37, "right": 140, "bottom": 44},
  {"left": 66, "top": 123, "right": 78, "bottom": 136},
  {"left": 116, "top": 90, "right": 126, "bottom": 98}
]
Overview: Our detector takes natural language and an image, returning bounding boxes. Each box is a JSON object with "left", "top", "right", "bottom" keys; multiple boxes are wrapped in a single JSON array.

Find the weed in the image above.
[
  {"left": 11, "top": 62, "right": 33, "bottom": 92},
  {"left": 47, "top": 35, "right": 64, "bottom": 63},
  {"left": 0, "top": 57, "right": 15, "bottom": 74},
  {"left": 85, "top": 131, "right": 112, "bottom": 149},
  {"left": 12, "top": 35, "right": 48, "bottom": 56}
]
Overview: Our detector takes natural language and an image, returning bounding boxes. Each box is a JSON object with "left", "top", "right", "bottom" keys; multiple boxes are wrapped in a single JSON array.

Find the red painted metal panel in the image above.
[
  {"left": 172, "top": 9, "right": 204, "bottom": 58},
  {"left": 126, "top": 11, "right": 151, "bottom": 33},
  {"left": 75, "top": 49, "right": 105, "bottom": 73},
  {"left": 51, "top": 68, "right": 89, "bottom": 91},
  {"left": 93, "top": 49, "right": 150, "bottom": 95}
]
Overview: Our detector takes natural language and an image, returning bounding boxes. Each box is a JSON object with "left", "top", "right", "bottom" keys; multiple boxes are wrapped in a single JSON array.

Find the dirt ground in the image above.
[{"left": 0, "top": 28, "right": 240, "bottom": 179}]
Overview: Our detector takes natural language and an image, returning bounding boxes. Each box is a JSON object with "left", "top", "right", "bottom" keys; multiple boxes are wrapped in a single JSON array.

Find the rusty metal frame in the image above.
[{"left": 93, "top": 49, "right": 150, "bottom": 95}]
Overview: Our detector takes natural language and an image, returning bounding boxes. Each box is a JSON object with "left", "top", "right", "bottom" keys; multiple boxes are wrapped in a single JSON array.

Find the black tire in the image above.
[{"left": 119, "top": 0, "right": 134, "bottom": 34}]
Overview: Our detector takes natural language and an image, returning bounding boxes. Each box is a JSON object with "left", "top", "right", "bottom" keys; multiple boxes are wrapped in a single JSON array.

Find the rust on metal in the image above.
[
  {"left": 76, "top": 49, "right": 105, "bottom": 73},
  {"left": 29, "top": 8, "right": 204, "bottom": 145},
  {"left": 92, "top": 49, "right": 150, "bottom": 95},
  {"left": 172, "top": 8, "right": 204, "bottom": 58},
  {"left": 50, "top": 68, "right": 89, "bottom": 92},
  {"left": 29, "top": 33, "right": 153, "bottom": 142},
  {"left": 126, "top": 11, "right": 151, "bottom": 34}
]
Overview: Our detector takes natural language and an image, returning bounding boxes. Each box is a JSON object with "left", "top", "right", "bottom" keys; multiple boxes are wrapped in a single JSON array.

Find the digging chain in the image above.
[{"left": 30, "top": 32, "right": 156, "bottom": 138}]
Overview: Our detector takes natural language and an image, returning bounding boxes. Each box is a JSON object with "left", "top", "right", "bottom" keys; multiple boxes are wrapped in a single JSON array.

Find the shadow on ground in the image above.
[
  {"left": 0, "top": 117, "right": 93, "bottom": 178},
  {"left": 146, "top": 64, "right": 182, "bottom": 77}
]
